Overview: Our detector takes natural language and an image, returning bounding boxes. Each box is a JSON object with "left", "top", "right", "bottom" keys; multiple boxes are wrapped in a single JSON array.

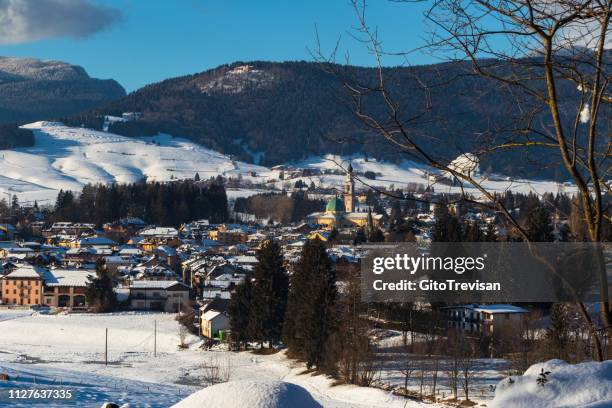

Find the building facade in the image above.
[{"left": 1, "top": 265, "right": 43, "bottom": 306}]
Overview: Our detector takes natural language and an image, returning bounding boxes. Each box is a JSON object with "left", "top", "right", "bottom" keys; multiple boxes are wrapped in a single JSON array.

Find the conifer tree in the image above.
[
  {"left": 484, "top": 223, "right": 498, "bottom": 242},
  {"left": 353, "top": 227, "right": 366, "bottom": 245},
  {"left": 284, "top": 238, "right": 337, "bottom": 369},
  {"left": 248, "top": 240, "right": 288, "bottom": 348},
  {"left": 546, "top": 303, "right": 571, "bottom": 360},
  {"left": 229, "top": 277, "right": 253, "bottom": 350},
  {"left": 526, "top": 206, "right": 554, "bottom": 242},
  {"left": 463, "top": 222, "right": 484, "bottom": 242},
  {"left": 432, "top": 201, "right": 462, "bottom": 242},
  {"left": 85, "top": 260, "right": 117, "bottom": 313}
]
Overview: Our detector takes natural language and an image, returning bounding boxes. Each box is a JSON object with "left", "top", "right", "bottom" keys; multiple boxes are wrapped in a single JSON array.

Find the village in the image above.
[
  {"left": 0, "top": 161, "right": 605, "bottom": 408},
  {"left": 0, "top": 165, "right": 538, "bottom": 340}
]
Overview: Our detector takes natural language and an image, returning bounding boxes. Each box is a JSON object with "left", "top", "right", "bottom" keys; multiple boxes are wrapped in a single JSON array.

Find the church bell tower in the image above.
[{"left": 344, "top": 162, "right": 355, "bottom": 213}]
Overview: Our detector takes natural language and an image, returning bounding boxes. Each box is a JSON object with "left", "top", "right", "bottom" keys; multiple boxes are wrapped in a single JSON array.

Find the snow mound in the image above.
[
  {"left": 172, "top": 380, "right": 322, "bottom": 408},
  {"left": 491, "top": 359, "right": 612, "bottom": 408}
]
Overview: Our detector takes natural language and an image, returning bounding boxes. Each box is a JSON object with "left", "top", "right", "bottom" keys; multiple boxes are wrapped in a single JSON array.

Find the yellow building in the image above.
[
  {"left": 1, "top": 265, "right": 43, "bottom": 306},
  {"left": 307, "top": 164, "right": 382, "bottom": 230}
]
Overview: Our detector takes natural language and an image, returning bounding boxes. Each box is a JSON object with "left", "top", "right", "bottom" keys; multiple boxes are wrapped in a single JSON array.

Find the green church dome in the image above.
[{"left": 325, "top": 196, "right": 345, "bottom": 213}]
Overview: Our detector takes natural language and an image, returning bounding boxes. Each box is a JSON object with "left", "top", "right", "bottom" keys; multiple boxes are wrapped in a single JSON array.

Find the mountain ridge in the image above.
[
  {"left": 60, "top": 59, "right": 606, "bottom": 180},
  {"left": 0, "top": 56, "right": 125, "bottom": 128}
]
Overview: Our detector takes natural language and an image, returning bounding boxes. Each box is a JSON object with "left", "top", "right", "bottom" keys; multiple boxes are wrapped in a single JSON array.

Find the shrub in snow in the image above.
[
  {"left": 536, "top": 368, "right": 551, "bottom": 387},
  {"left": 171, "top": 380, "right": 322, "bottom": 408},
  {"left": 491, "top": 359, "right": 612, "bottom": 408}
]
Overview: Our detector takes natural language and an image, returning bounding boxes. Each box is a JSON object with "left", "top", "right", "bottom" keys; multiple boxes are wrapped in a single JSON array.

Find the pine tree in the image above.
[
  {"left": 85, "top": 260, "right": 117, "bottom": 313},
  {"left": 389, "top": 201, "right": 402, "bottom": 228},
  {"left": 370, "top": 228, "right": 385, "bottom": 242},
  {"left": 229, "top": 277, "right": 253, "bottom": 350},
  {"left": 546, "top": 303, "right": 571, "bottom": 360},
  {"left": 248, "top": 240, "right": 289, "bottom": 348},
  {"left": 194, "top": 172, "right": 201, "bottom": 181},
  {"left": 284, "top": 238, "right": 337, "bottom": 369},
  {"left": 432, "top": 201, "right": 462, "bottom": 242},
  {"left": 484, "top": 223, "right": 498, "bottom": 242},
  {"left": 526, "top": 206, "right": 554, "bottom": 242},
  {"left": 464, "top": 222, "right": 484, "bottom": 242},
  {"left": 366, "top": 207, "right": 374, "bottom": 237},
  {"left": 353, "top": 227, "right": 366, "bottom": 245}
]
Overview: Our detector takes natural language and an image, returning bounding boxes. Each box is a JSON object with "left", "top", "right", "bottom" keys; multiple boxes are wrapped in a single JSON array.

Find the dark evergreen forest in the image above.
[{"left": 51, "top": 179, "right": 228, "bottom": 227}]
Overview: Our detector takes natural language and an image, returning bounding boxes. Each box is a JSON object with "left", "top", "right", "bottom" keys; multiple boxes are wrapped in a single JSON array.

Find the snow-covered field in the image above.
[
  {"left": 0, "top": 310, "right": 609, "bottom": 407},
  {"left": 0, "top": 122, "right": 574, "bottom": 206},
  {"left": 289, "top": 155, "right": 575, "bottom": 198},
  {"left": 0, "top": 310, "right": 419, "bottom": 408}
]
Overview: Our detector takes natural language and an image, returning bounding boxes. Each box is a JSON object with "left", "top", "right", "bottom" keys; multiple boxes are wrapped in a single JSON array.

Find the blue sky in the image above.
[{"left": 0, "top": 0, "right": 434, "bottom": 92}]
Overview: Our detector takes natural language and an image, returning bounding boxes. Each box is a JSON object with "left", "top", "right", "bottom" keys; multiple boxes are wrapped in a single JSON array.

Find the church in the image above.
[{"left": 307, "top": 164, "right": 383, "bottom": 230}]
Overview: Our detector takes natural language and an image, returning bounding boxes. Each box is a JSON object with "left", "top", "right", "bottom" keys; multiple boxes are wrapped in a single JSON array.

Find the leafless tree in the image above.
[
  {"left": 444, "top": 329, "right": 476, "bottom": 401},
  {"left": 315, "top": 0, "right": 611, "bottom": 360},
  {"left": 327, "top": 267, "right": 380, "bottom": 386},
  {"left": 401, "top": 349, "right": 416, "bottom": 392},
  {"left": 459, "top": 344, "right": 477, "bottom": 402},
  {"left": 445, "top": 353, "right": 460, "bottom": 400},
  {"left": 429, "top": 354, "right": 441, "bottom": 400},
  {"left": 417, "top": 358, "right": 427, "bottom": 399},
  {"left": 178, "top": 324, "right": 189, "bottom": 349},
  {"left": 201, "top": 355, "right": 232, "bottom": 386}
]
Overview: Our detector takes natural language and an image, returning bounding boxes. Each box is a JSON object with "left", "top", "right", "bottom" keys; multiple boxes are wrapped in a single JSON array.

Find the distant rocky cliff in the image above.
[{"left": 0, "top": 56, "right": 125, "bottom": 124}]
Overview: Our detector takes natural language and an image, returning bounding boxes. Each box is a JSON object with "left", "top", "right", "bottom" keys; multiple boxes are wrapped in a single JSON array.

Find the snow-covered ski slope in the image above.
[
  {"left": 0, "top": 122, "right": 575, "bottom": 206},
  {"left": 0, "top": 122, "right": 267, "bottom": 205}
]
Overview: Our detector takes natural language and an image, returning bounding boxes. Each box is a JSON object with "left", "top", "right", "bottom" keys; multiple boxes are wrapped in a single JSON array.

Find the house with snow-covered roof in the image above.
[
  {"left": 442, "top": 303, "right": 529, "bottom": 334},
  {"left": 77, "top": 236, "right": 116, "bottom": 249},
  {"left": 200, "top": 309, "right": 230, "bottom": 339},
  {"left": 42, "top": 268, "right": 94, "bottom": 309},
  {"left": 138, "top": 227, "right": 181, "bottom": 251},
  {"left": 103, "top": 217, "right": 147, "bottom": 242},
  {"left": 1, "top": 264, "right": 44, "bottom": 306},
  {"left": 128, "top": 280, "right": 189, "bottom": 312}
]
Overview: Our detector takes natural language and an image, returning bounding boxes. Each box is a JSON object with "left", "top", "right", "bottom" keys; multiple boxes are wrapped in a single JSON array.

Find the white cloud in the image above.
[{"left": 0, "top": 0, "right": 120, "bottom": 45}]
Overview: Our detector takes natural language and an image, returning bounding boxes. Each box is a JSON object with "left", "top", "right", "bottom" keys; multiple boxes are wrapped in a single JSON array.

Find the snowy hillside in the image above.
[
  {"left": 0, "top": 310, "right": 420, "bottom": 408},
  {"left": 0, "top": 122, "right": 575, "bottom": 206},
  {"left": 0, "top": 122, "right": 267, "bottom": 205},
  {"left": 286, "top": 155, "right": 576, "bottom": 198}
]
